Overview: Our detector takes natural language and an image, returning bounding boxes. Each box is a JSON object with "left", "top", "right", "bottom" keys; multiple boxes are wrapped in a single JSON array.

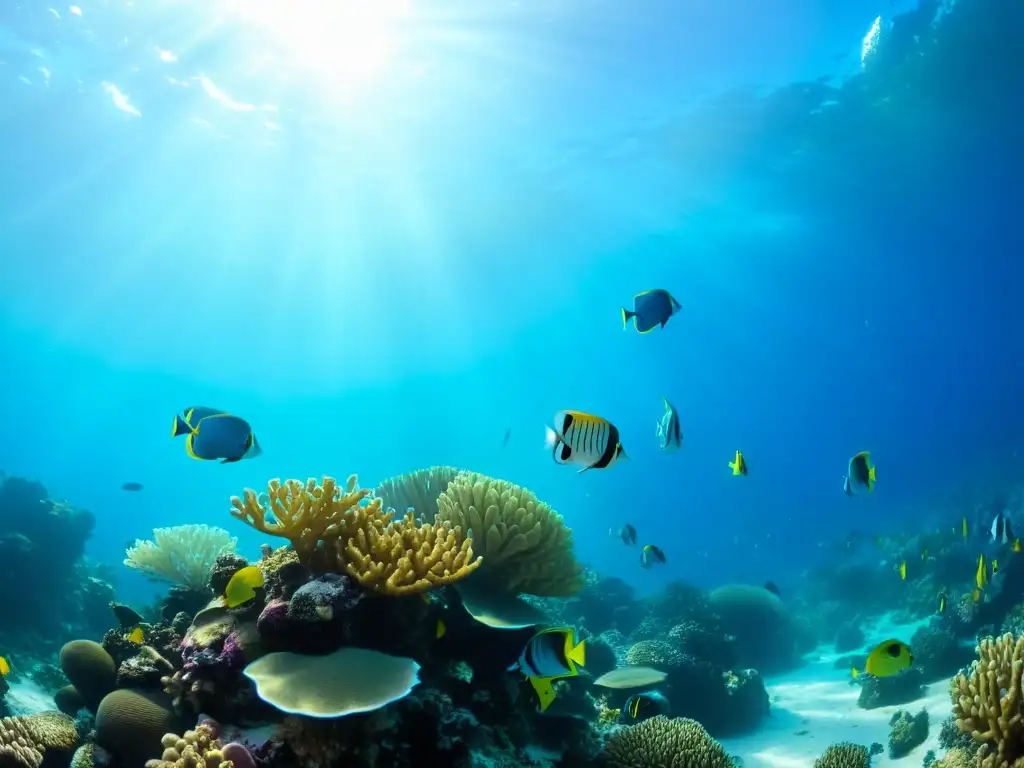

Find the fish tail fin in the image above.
[
  {"left": 506, "top": 661, "right": 520, "bottom": 672},
  {"left": 567, "top": 637, "right": 586, "bottom": 668},
  {"left": 529, "top": 677, "right": 557, "bottom": 712},
  {"left": 544, "top": 426, "right": 560, "bottom": 450},
  {"left": 171, "top": 414, "right": 192, "bottom": 438},
  {"left": 621, "top": 308, "right": 634, "bottom": 329}
]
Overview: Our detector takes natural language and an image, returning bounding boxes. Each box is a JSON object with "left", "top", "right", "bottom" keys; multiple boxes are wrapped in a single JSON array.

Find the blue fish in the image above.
[
  {"left": 656, "top": 397, "right": 682, "bottom": 452},
  {"left": 171, "top": 406, "right": 227, "bottom": 438},
  {"left": 620, "top": 691, "right": 669, "bottom": 723},
  {"left": 621, "top": 289, "right": 681, "bottom": 334},
  {"left": 185, "top": 414, "right": 262, "bottom": 463},
  {"left": 508, "top": 627, "right": 586, "bottom": 712}
]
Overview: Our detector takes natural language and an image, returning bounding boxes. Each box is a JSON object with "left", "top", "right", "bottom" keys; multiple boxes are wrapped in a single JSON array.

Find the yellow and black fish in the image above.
[
  {"left": 977, "top": 554, "right": 988, "bottom": 591},
  {"left": 621, "top": 693, "right": 662, "bottom": 722},
  {"left": 508, "top": 627, "right": 586, "bottom": 711},
  {"left": 937, "top": 593, "right": 947, "bottom": 614},
  {"left": 127, "top": 627, "right": 144, "bottom": 645},
  {"left": 545, "top": 411, "right": 627, "bottom": 472},
  {"left": 844, "top": 451, "right": 876, "bottom": 495},
  {"left": 729, "top": 451, "right": 748, "bottom": 477},
  {"left": 992, "top": 559, "right": 1000, "bottom": 576},
  {"left": 851, "top": 639, "right": 913, "bottom": 678},
  {"left": 640, "top": 544, "right": 666, "bottom": 569},
  {"left": 899, "top": 560, "right": 907, "bottom": 580},
  {"left": 223, "top": 566, "right": 265, "bottom": 608}
]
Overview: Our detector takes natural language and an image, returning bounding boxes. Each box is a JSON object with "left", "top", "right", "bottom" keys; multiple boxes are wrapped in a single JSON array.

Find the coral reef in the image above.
[
  {"left": 143, "top": 723, "right": 252, "bottom": 768},
  {"left": 125, "top": 525, "right": 236, "bottom": 590},
  {"left": 814, "top": 742, "right": 872, "bottom": 768},
  {"left": 374, "top": 466, "right": 463, "bottom": 521},
  {"left": 598, "top": 716, "right": 734, "bottom": 767},
  {"left": 857, "top": 667, "right": 924, "bottom": 709},
  {"left": 910, "top": 622, "right": 974, "bottom": 682},
  {"left": 0, "top": 711, "right": 78, "bottom": 767},
  {"left": 888, "top": 707, "right": 929, "bottom": 758},
  {"left": 435, "top": 471, "right": 585, "bottom": 597}
]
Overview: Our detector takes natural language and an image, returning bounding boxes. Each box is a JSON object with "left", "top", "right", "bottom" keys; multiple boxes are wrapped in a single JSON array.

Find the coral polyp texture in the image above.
[
  {"left": 0, "top": 711, "right": 78, "bottom": 768},
  {"left": 339, "top": 509, "right": 482, "bottom": 595},
  {"left": 124, "top": 525, "right": 237, "bottom": 590},
  {"left": 229, "top": 475, "right": 373, "bottom": 566},
  {"left": 374, "top": 465, "right": 464, "bottom": 521},
  {"left": 814, "top": 742, "right": 872, "bottom": 768},
  {"left": 434, "top": 471, "right": 584, "bottom": 597},
  {"left": 951, "top": 632, "right": 1024, "bottom": 766},
  {"left": 145, "top": 723, "right": 237, "bottom": 768},
  {"left": 598, "top": 715, "right": 734, "bottom": 767}
]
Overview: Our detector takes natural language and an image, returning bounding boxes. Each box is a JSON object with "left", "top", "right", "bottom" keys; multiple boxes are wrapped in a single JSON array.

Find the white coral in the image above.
[{"left": 124, "top": 524, "right": 236, "bottom": 590}]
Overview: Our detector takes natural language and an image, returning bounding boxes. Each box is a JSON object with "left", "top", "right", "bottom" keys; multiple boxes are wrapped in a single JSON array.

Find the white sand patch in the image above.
[
  {"left": 721, "top": 614, "right": 954, "bottom": 767},
  {"left": 5, "top": 678, "right": 56, "bottom": 716}
]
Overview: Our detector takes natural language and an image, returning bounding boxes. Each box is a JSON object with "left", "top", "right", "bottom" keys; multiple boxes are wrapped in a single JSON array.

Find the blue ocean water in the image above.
[{"left": 0, "top": 0, "right": 1020, "bottom": 610}]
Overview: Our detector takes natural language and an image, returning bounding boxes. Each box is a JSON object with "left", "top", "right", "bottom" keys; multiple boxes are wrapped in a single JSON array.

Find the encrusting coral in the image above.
[
  {"left": 339, "top": 509, "right": 482, "bottom": 595},
  {"left": 374, "top": 466, "right": 463, "bottom": 521},
  {"left": 435, "top": 471, "right": 584, "bottom": 597},
  {"left": 230, "top": 475, "right": 373, "bottom": 567},
  {"left": 0, "top": 711, "right": 78, "bottom": 768},
  {"left": 125, "top": 525, "right": 237, "bottom": 590},
  {"left": 598, "top": 715, "right": 733, "bottom": 767},
  {"left": 951, "top": 632, "right": 1024, "bottom": 767}
]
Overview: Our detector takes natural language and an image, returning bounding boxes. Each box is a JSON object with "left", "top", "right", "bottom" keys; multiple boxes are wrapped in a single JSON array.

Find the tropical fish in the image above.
[
  {"left": 1015, "top": 539, "right": 1022, "bottom": 554},
  {"left": 0, "top": 657, "right": 8, "bottom": 676},
  {"left": 544, "top": 411, "right": 627, "bottom": 473},
  {"left": 611, "top": 524, "right": 637, "bottom": 546},
  {"left": 977, "top": 554, "right": 989, "bottom": 591},
  {"left": 729, "top": 451, "right": 748, "bottom": 477},
  {"left": 972, "top": 588, "right": 983, "bottom": 602},
  {"left": 171, "top": 406, "right": 226, "bottom": 437},
  {"left": 502, "top": 428, "right": 512, "bottom": 449},
  {"left": 656, "top": 398, "right": 682, "bottom": 452},
  {"left": 223, "top": 566, "right": 265, "bottom": 608},
  {"left": 962, "top": 516, "right": 969, "bottom": 539},
  {"left": 992, "top": 559, "right": 1000, "bottom": 576},
  {"left": 991, "top": 513, "right": 1015, "bottom": 546},
  {"left": 851, "top": 639, "right": 913, "bottom": 678},
  {"left": 436, "top": 619, "right": 446, "bottom": 639},
  {"left": 592, "top": 666, "right": 667, "bottom": 689},
  {"left": 185, "top": 414, "right": 262, "bottom": 464},
  {"left": 843, "top": 451, "right": 876, "bottom": 495},
  {"left": 508, "top": 627, "right": 586, "bottom": 712},
  {"left": 640, "top": 544, "right": 666, "bottom": 569},
  {"left": 621, "top": 289, "right": 681, "bottom": 334},
  {"left": 622, "top": 693, "right": 662, "bottom": 722},
  {"left": 121, "top": 482, "right": 144, "bottom": 492},
  {"left": 937, "top": 593, "right": 946, "bottom": 614},
  {"left": 127, "top": 627, "right": 145, "bottom": 644},
  {"left": 899, "top": 560, "right": 907, "bottom": 580}
]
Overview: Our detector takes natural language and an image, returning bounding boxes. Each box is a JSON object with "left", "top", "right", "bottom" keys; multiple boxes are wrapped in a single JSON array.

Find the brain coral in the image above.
[
  {"left": 599, "top": 716, "right": 734, "bottom": 767},
  {"left": 0, "top": 711, "right": 78, "bottom": 768},
  {"left": 435, "top": 471, "right": 583, "bottom": 596},
  {"left": 59, "top": 639, "right": 117, "bottom": 713},
  {"left": 96, "top": 689, "right": 185, "bottom": 767}
]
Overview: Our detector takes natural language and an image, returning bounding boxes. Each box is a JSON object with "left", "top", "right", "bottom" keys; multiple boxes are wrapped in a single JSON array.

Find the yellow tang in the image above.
[
  {"left": 859, "top": 639, "right": 913, "bottom": 677},
  {"left": 976, "top": 554, "right": 988, "bottom": 590},
  {"left": 224, "top": 566, "right": 265, "bottom": 608},
  {"left": 899, "top": 561, "right": 907, "bottom": 580},
  {"left": 972, "top": 588, "right": 983, "bottom": 603},
  {"left": 729, "top": 450, "right": 748, "bottom": 477},
  {"left": 1015, "top": 538, "right": 1022, "bottom": 554},
  {"left": 127, "top": 627, "right": 145, "bottom": 644},
  {"left": 0, "top": 657, "right": 8, "bottom": 676},
  {"left": 937, "top": 593, "right": 946, "bottom": 614}
]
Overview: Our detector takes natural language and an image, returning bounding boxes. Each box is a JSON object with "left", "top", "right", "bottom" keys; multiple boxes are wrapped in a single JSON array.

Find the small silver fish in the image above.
[{"left": 656, "top": 397, "right": 682, "bottom": 452}]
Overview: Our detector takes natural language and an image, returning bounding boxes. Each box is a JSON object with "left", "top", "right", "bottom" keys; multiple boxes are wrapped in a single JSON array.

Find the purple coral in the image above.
[
  {"left": 222, "top": 743, "right": 257, "bottom": 768},
  {"left": 287, "top": 574, "right": 362, "bottom": 622}
]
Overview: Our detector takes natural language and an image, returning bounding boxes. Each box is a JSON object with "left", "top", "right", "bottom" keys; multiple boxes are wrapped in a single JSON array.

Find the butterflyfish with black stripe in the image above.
[
  {"left": 507, "top": 627, "right": 586, "bottom": 712},
  {"left": 544, "top": 411, "right": 627, "bottom": 472}
]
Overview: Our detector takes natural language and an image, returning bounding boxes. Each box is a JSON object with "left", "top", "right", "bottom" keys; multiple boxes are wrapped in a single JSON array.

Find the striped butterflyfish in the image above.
[
  {"left": 544, "top": 410, "right": 627, "bottom": 473},
  {"left": 507, "top": 627, "right": 586, "bottom": 712}
]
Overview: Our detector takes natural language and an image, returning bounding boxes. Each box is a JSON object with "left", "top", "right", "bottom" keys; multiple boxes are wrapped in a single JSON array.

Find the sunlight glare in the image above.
[{"left": 219, "top": 0, "right": 413, "bottom": 88}]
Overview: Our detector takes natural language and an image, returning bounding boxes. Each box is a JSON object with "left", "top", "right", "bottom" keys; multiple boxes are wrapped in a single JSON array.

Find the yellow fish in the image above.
[
  {"left": 851, "top": 639, "right": 913, "bottom": 678},
  {"left": 127, "top": 627, "right": 145, "bottom": 644},
  {"left": 937, "top": 593, "right": 946, "bottom": 614},
  {"left": 972, "top": 588, "right": 983, "bottom": 603},
  {"left": 223, "top": 566, "right": 265, "bottom": 608},
  {"left": 977, "top": 554, "right": 988, "bottom": 590},
  {"left": 0, "top": 657, "right": 9, "bottom": 676},
  {"left": 436, "top": 619, "right": 446, "bottom": 639},
  {"left": 1015, "top": 539, "right": 1022, "bottom": 554},
  {"left": 729, "top": 451, "right": 748, "bottom": 476},
  {"left": 899, "top": 560, "right": 907, "bottom": 580},
  {"left": 850, "top": 666, "right": 859, "bottom": 679},
  {"left": 963, "top": 516, "right": 969, "bottom": 539},
  {"left": 993, "top": 559, "right": 1000, "bottom": 576}
]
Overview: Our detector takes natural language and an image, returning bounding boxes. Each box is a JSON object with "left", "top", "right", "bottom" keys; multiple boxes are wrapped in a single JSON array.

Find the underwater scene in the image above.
[{"left": 0, "top": 0, "right": 1022, "bottom": 766}]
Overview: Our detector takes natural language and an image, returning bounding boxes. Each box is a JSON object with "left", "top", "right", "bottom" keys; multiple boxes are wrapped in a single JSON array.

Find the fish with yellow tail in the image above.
[
  {"left": 843, "top": 451, "right": 876, "bottom": 495},
  {"left": 508, "top": 627, "right": 586, "bottom": 711},
  {"left": 898, "top": 560, "right": 907, "bottom": 580},
  {"left": 174, "top": 407, "right": 263, "bottom": 464},
  {"left": 976, "top": 554, "right": 988, "bottom": 591},
  {"left": 729, "top": 451, "right": 748, "bottom": 476},
  {"left": 545, "top": 411, "right": 627, "bottom": 472},
  {"left": 972, "top": 588, "right": 983, "bottom": 603},
  {"left": 851, "top": 639, "right": 914, "bottom": 678}
]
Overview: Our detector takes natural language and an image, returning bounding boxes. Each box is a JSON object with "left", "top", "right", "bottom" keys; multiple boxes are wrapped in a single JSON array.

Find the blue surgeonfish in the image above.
[
  {"left": 621, "top": 289, "right": 681, "bottom": 333},
  {"left": 171, "top": 406, "right": 226, "bottom": 438},
  {"left": 545, "top": 411, "right": 627, "bottom": 472},
  {"left": 185, "top": 413, "right": 262, "bottom": 463},
  {"left": 656, "top": 397, "right": 682, "bottom": 452},
  {"left": 844, "top": 451, "right": 876, "bottom": 495},
  {"left": 508, "top": 627, "right": 586, "bottom": 712}
]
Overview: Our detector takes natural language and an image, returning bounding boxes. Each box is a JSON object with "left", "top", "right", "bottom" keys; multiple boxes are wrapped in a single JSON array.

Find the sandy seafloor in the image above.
[{"left": 721, "top": 614, "right": 955, "bottom": 767}]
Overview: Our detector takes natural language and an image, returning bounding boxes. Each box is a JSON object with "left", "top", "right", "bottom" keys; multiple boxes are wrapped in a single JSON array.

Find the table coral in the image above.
[
  {"left": 339, "top": 510, "right": 482, "bottom": 595},
  {"left": 435, "top": 471, "right": 584, "bottom": 597},
  {"left": 951, "top": 632, "right": 1024, "bottom": 767}
]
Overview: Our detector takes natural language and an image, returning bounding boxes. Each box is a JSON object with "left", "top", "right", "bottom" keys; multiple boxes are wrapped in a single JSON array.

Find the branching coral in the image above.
[
  {"left": 951, "top": 632, "right": 1024, "bottom": 767},
  {"left": 375, "top": 466, "right": 463, "bottom": 522},
  {"left": 435, "top": 471, "right": 583, "bottom": 597},
  {"left": 598, "top": 716, "right": 733, "bottom": 767},
  {"left": 339, "top": 510, "right": 482, "bottom": 595},
  {"left": 230, "top": 475, "right": 374, "bottom": 566},
  {"left": 145, "top": 724, "right": 231, "bottom": 768},
  {"left": 125, "top": 525, "right": 236, "bottom": 590}
]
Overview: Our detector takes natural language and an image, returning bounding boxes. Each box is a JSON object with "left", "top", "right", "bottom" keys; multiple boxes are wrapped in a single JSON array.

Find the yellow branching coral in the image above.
[
  {"left": 951, "top": 632, "right": 1024, "bottom": 767},
  {"left": 339, "top": 510, "right": 482, "bottom": 595},
  {"left": 599, "top": 716, "right": 733, "bottom": 768},
  {"left": 144, "top": 724, "right": 232, "bottom": 768},
  {"left": 435, "top": 472, "right": 583, "bottom": 597},
  {"left": 230, "top": 475, "right": 377, "bottom": 565},
  {"left": 375, "top": 466, "right": 464, "bottom": 522}
]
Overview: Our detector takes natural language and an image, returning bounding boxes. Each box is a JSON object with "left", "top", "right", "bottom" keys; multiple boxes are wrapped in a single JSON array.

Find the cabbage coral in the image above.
[{"left": 124, "top": 525, "right": 236, "bottom": 590}]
